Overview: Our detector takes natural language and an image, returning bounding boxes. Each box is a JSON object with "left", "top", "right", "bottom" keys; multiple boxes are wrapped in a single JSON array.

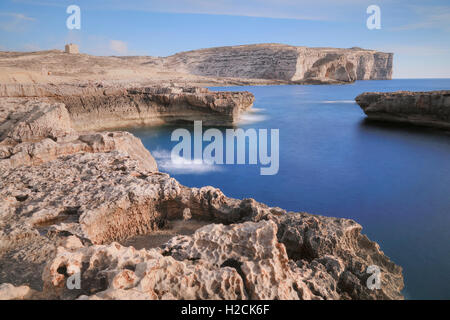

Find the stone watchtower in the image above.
[{"left": 65, "top": 43, "right": 79, "bottom": 54}]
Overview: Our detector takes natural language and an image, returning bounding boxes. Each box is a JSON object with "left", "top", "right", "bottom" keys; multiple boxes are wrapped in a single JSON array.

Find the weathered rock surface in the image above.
[
  {"left": 0, "top": 44, "right": 392, "bottom": 85},
  {"left": 0, "top": 98, "right": 157, "bottom": 171},
  {"left": 164, "top": 44, "right": 393, "bottom": 84},
  {"left": 0, "top": 99, "right": 72, "bottom": 142},
  {"left": 44, "top": 237, "right": 247, "bottom": 300},
  {"left": 356, "top": 90, "right": 450, "bottom": 129},
  {"left": 0, "top": 283, "right": 36, "bottom": 300},
  {"left": 0, "top": 84, "right": 404, "bottom": 300},
  {"left": 0, "top": 149, "right": 403, "bottom": 299},
  {"left": 0, "top": 131, "right": 157, "bottom": 172},
  {"left": 0, "top": 84, "right": 254, "bottom": 129}
]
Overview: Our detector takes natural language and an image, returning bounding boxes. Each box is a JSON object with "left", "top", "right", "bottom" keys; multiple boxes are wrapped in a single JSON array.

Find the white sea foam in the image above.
[
  {"left": 238, "top": 113, "right": 267, "bottom": 124},
  {"left": 151, "top": 149, "right": 223, "bottom": 174}
]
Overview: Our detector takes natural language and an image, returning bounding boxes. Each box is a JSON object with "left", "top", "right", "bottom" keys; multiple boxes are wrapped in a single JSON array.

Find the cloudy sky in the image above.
[{"left": 1, "top": 0, "right": 449, "bottom": 78}]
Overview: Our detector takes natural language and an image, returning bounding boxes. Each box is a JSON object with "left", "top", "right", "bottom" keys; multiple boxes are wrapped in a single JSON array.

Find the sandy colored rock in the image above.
[
  {"left": 355, "top": 90, "right": 450, "bottom": 129},
  {"left": 163, "top": 220, "right": 319, "bottom": 299},
  {"left": 0, "top": 283, "right": 35, "bottom": 300},
  {"left": 0, "top": 98, "right": 157, "bottom": 171},
  {"left": 0, "top": 150, "right": 403, "bottom": 299},
  {"left": 0, "top": 47, "right": 404, "bottom": 300},
  {"left": 0, "top": 44, "right": 392, "bottom": 85},
  {"left": 42, "top": 241, "right": 247, "bottom": 300},
  {"left": 272, "top": 213, "right": 404, "bottom": 299},
  {"left": 0, "top": 131, "right": 157, "bottom": 172},
  {"left": 0, "top": 84, "right": 255, "bottom": 129},
  {"left": 164, "top": 44, "right": 392, "bottom": 83},
  {"left": 0, "top": 99, "right": 72, "bottom": 142},
  {"left": 39, "top": 218, "right": 403, "bottom": 300}
]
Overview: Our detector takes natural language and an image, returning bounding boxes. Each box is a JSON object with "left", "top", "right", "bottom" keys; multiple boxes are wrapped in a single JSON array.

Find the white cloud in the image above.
[
  {"left": 0, "top": 12, "right": 35, "bottom": 21},
  {"left": 391, "top": 5, "right": 450, "bottom": 32},
  {"left": 109, "top": 40, "right": 128, "bottom": 55},
  {"left": 0, "top": 12, "right": 36, "bottom": 31},
  {"left": 10, "top": 0, "right": 368, "bottom": 21}
]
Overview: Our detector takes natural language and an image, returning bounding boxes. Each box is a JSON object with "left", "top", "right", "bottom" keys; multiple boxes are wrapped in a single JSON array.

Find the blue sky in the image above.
[{"left": 1, "top": 0, "right": 449, "bottom": 78}]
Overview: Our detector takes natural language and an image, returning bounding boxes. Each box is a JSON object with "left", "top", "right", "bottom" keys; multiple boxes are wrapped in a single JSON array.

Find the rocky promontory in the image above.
[
  {"left": 0, "top": 83, "right": 404, "bottom": 300},
  {"left": 164, "top": 44, "right": 393, "bottom": 84},
  {"left": 0, "top": 84, "right": 254, "bottom": 129},
  {"left": 355, "top": 90, "right": 450, "bottom": 129},
  {"left": 1, "top": 44, "right": 392, "bottom": 85}
]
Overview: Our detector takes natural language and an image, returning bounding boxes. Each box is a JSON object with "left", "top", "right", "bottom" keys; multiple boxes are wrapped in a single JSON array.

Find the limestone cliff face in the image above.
[
  {"left": 164, "top": 44, "right": 393, "bottom": 83},
  {"left": 0, "top": 84, "right": 255, "bottom": 129},
  {"left": 0, "top": 98, "right": 158, "bottom": 172},
  {"left": 355, "top": 90, "right": 450, "bottom": 129},
  {"left": 0, "top": 44, "right": 391, "bottom": 85}
]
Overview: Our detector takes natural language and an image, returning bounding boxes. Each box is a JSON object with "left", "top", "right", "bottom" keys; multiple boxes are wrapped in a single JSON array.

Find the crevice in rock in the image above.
[
  {"left": 15, "top": 194, "right": 28, "bottom": 202},
  {"left": 220, "top": 258, "right": 249, "bottom": 300},
  {"left": 60, "top": 206, "right": 81, "bottom": 216},
  {"left": 56, "top": 265, "right": 68, "bottom": 277}
]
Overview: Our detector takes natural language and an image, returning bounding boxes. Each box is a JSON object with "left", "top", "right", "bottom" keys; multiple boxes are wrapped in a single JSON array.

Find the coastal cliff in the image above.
[
  {"left": 0, "top": 44, "right": 392, "bottom": 85},
  {"left": 355, "top": 90, "right": 450, "bottom": 129},
  {"left": 0, "top": 84, "right": 254, "bottom": 129},
  {"left": 0, "top": 86, "right": 404, "bottom": 300},
  {"left": 164, "top": 44, "right": 393, "bottom": 84}
]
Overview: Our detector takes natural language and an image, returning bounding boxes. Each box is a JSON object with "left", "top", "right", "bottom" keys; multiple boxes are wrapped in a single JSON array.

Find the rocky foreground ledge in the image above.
[
  {"left": 0, "top": 87, "right": 404, "bottom": 300},
  {"left": 356, "top": 90, "right": 450, "bottom": 129}
]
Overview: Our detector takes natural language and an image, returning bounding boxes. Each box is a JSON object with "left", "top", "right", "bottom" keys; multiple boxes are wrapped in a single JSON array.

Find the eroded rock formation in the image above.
[
  {"left": 355, "top": 90, "right": 450, "bottom": 129},
  {"left": 0, "top": 88, "right": 404, "bottom": 300},
  {"left": 0, "top": 151, "right": 403, "bottom": 299},
  {"left": 164, "top": 44, "right": 393, "bottom": 84},
  {"left": 0, "top": 84, "right": 254, "bottom": 129},
  {"left": 0, "top": 98, "right": 157, "bottom": 171},
  {"left": 1, "top": 44, "right": 392, "bottom": 85},
  {"left": 39, "top": 219, "right": 402, "bottom": 300}
]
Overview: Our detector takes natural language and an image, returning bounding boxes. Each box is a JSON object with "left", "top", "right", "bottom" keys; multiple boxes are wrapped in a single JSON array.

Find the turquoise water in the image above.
[{"left": 127, "top": 79, "right": 450, "bottom": 299}]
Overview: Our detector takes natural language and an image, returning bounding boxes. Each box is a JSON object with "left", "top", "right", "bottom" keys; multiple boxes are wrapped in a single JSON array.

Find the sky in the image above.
[{"left": 0, "top": 0, "right": 449, "bottom": 78}]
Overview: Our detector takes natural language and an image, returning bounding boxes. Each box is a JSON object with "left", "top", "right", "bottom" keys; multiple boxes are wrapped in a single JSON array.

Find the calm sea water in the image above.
[{"left": 127, "top": 79, "right": 450, "bottom": 299}]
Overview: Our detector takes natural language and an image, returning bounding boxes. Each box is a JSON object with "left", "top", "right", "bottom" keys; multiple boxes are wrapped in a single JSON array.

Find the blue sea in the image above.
[{"left": 127, "top": 79, "right": 450, "bottom": 299}]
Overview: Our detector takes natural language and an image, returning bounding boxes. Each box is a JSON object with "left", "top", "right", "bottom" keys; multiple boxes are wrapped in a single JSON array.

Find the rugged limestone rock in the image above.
[
  {"left": 0, "top": 84, "right": 255, "bottom": 129},
  {"left": 42, "top": 221, "right": 326, "bottom": 300},
  {"left": 0, "top": 131, "right": 157, "bottom": 172},
  {"left": 272, "top": 213, "right": 403, "bottom": 299},
  {"left": 0, "top": 149, "right": 403, "bottom": 299},
  {"left": 1, "top": 44, "right": 392, "bottom": 85},
  {"left": 0, "top": 98, "right": 157, "bottom": 171},
  {"left": 0, "top": 283, "right": 36, "bottom": 300},
  {"left": 0, "top": 98, "right": 73, "bottom": 142},
  {"left": 164, "top": 44, "right": 393, "bottom": 83},
  {"left": 355, "top": 90, "right": 450, "bottom": 129},
  {"left": 0, "top": 84, "right": 404, "bottom": 300},
  {"left": 44, "top": 239, "right": 247, "bottom": 300}
]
